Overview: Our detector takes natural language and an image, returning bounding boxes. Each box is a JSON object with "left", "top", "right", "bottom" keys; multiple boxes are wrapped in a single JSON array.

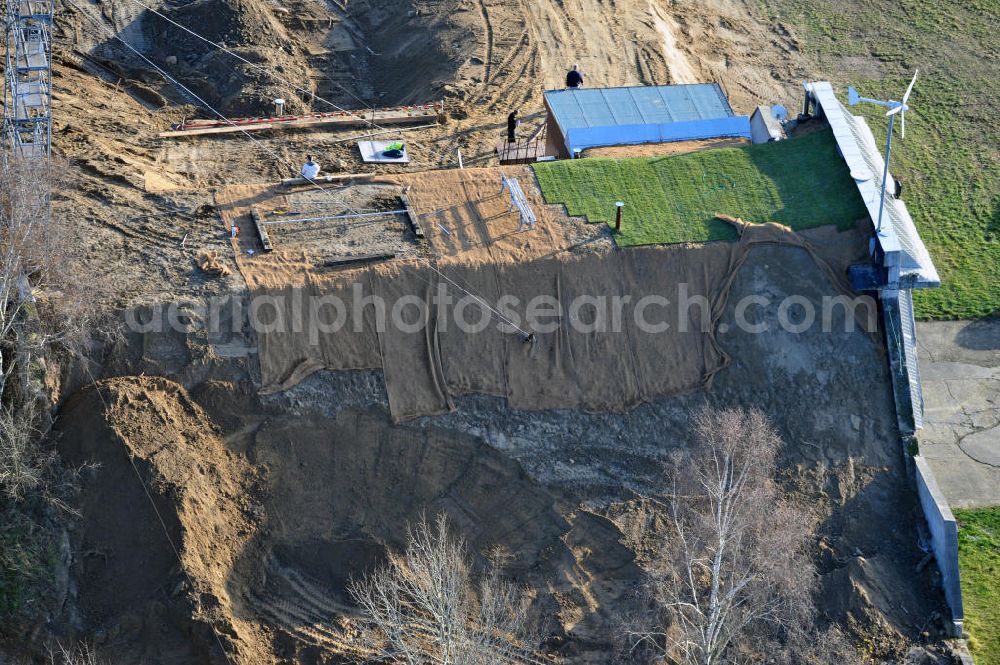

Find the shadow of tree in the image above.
[{"left": 954, "top": 313, "right": 1000, "bottom": 352}]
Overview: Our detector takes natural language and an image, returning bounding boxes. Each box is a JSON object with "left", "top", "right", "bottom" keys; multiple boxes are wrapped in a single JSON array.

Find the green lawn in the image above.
[
  {"left": 761, "top": 0, "right": 1000, "bottom": 319},
  {"left": 954, "top": 507, "right": 1000, "bottom": 665},
  {"left": 532, "top": 130, "right": 867, "bottom": 247}
]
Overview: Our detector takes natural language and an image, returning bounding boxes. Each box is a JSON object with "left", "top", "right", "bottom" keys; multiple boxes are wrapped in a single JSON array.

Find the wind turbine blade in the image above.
[
  {"left": 887, "top": 105, "right": 903, "bottom": 116},
  {"left": 903, "top": 69, "right": 919, "bottom": 104}
]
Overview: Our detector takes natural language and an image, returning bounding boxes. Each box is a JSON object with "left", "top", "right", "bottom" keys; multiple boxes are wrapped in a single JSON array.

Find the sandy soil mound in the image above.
[
  {"left": 147, "top": 0, "right": 313, "bottom": 116},
  {"left": 43, "top": 0, "right": 957, "bottom": 659},
  {"left": 56, "top": 368, "right": 953, "bottom": 663},
  {"left": 57, "top": 377, "right": 264, "bottom": 662},
  {"left": 58, "top": 0, "right": 810, "bottom": 200},
  {"left": 57, "top": 376, "right": 650, "bottom": 663},
  {"left": 53, "top": 221, "right": 956, "bottom": 663},
  {"left": 228, "top": 409, "right": 601, "bottom": 657}
]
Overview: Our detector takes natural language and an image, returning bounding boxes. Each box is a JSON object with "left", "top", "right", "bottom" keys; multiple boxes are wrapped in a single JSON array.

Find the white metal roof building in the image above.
[{"left": 807, "top": 81, "right": 939, "bottom": 290}]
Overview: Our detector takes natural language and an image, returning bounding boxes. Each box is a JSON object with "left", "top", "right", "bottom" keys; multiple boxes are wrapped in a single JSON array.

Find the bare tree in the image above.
[
  {"left": 0, "top": 156, "right": 110, "bottom": 642},
  {"left": 0, "top": 156, "right": 107, "bottom": 404},
  {"left": 46, "top": 641, "right": 100, "bottom": 665},
  {"left": 348, "top": 513, "right": 535, "bottom": 665},
  {"left": 627, "top": 408, "right": 815, "bottom": 665},
  {"left": 0, "top": 402, "right": 51, "bottom": 501}
]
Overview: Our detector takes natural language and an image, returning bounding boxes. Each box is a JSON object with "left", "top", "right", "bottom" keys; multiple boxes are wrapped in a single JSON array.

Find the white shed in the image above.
[{"left": 750, "top": 106, "right": 785, "bottom": 144}]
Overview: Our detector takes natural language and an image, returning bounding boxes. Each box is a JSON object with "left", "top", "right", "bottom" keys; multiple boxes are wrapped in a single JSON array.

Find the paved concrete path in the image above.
[{"left": 917, "top": 318, "right": 1000, "bottom": 509}]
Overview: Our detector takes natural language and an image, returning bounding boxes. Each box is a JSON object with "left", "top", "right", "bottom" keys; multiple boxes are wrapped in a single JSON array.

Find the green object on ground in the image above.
[
  {"left": 760, "top": 0, "right": 1000, "bottom": 319},
  {"left": 532, "top": 130, "right": 866, "bottom": 247},
  {"left": 385, "top": 142, "right": 404, "bottom": 152},
  {"left": 954, "top": 506, "right": 1000, "bottom": 665}
]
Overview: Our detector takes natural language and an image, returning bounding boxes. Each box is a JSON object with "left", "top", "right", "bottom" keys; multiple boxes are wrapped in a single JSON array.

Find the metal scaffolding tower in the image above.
[{"left": 2, "top": 0, "right": 53, "bottom": 159}]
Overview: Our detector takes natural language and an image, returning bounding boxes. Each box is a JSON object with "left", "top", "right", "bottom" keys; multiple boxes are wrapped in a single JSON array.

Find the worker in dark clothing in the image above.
[
  {"left": 507, "top": 110, "right": 518, "bottom": 142},
  {"left": 566, "top": 64, "right": 583, "bottom": 89}
]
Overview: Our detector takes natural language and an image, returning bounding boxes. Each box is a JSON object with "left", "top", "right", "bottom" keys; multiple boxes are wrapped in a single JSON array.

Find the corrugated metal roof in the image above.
[
  {"left": 810, "top": 82, "right": 939, "bottom": 287},
  {"left": 544, "top": 83, "right": 735, "bottom": 130}
]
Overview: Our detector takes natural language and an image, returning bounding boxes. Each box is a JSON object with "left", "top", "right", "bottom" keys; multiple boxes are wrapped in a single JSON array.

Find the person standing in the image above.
[
  {"left": 301, "top": 155, "right": 320, "bottom": 179},
  {"left": 507, "top": 110, "right": 519, "bottom": 142},
  {"left": 566, "top": 64, "right": 583, "bottom": 89}
]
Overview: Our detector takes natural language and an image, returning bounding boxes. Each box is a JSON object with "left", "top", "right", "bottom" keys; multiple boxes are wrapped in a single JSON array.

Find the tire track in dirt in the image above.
[
  {"left": 516, "top": 45, "right": 542, "bottom": 107},
  {"left": 482, "top": 35, "right": 535, "bottom": 111},
  {"left": 489, "top": 28, "right": 530, "bottom": 87},
  {"left": 89, "top": 210, "right": 187, "bottom": 249},
  {"left": 467, "top": 3, "right": 533, "bottom": 111},
  {"left": 248, "top": 558, "right": 365, "bottom": 655},
  {"left": 520, "top": 0, "right": 665, "bottom": 88},
  {"left": 477, "top": 0, "right": 495, "bottom": 85},
  {"left": 253, "top": 595, "right": 350, "bottom": 650}
]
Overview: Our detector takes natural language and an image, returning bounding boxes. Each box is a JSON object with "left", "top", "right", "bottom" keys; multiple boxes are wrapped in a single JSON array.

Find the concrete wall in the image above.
[
  {"left": 914, "top": 455, "right": 964, "bottom": 635},
  {"left": 544, "top": 97, "right": 571, "bottom": 159},
  {"left": 563, "top": 116, "right": 751, "bottom": 155},
  {"left": 750, "top": 106, "right": 784, "bottom": 144}
]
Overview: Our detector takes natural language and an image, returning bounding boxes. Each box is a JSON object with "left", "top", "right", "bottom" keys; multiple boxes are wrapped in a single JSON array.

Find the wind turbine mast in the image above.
[{"left": 847, "top": 69, "right": 918, "bottom": 236}]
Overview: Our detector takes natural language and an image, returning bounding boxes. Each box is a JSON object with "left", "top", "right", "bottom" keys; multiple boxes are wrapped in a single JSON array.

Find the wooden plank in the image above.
[
  {"left": 280, "top": 174, "right": 346, "bottom": 187},
  {"left": 160, "top": 108, "right": 443, "bottom": 139},
  {"left": 399, "top": 194, "right": 424, "bottom": 239},
  {"left": 279, "top": 173, "right": 388, "bottom": 187},
  {"left": 159, "top": 123, "right": 274, "bottom": 138},
  {"left": 321, "top": 252, "right": 397, "bottom": 268},
  {"left": 179, "top": 111, "right": 436, "bottom": 128},
  {"left": 527, "top": 121, "right": 547, "bottom": 142},
  {"left": 250, "top": 207, "right": 273, "bottom": 252}
]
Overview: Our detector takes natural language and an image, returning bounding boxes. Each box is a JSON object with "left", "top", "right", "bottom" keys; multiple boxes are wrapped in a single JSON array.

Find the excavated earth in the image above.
[
  {"left": 6, "top": 0, "right": 963, "bottom": 661},
  {"left": 46, "top": 233, "right": 958, "bottom": 664}
]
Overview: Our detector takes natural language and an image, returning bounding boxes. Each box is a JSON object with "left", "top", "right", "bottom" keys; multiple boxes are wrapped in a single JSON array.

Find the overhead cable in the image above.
[
  {"left": 69, "top": 0, "right": 357, "bottom": 212},
  {"left": 119, "top": 0, "right": 456, "bottom": 166}
]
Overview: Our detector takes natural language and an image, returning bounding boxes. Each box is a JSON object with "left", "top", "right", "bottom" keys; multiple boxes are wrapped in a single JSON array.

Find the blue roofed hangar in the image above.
[{"left": 542, "top": 83, "right": 751, "bottom": 158}]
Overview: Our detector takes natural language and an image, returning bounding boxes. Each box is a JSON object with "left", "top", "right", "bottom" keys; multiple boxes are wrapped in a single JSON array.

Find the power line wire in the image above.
[
  {"left": 68, "top": 0, "right": 358, "bottom": 212},
  {"left": 117, "top": 0, "right": 457, "bottom": 166},
  {"left": 426, "top": 263, "right": 532, "bottom": 339}
]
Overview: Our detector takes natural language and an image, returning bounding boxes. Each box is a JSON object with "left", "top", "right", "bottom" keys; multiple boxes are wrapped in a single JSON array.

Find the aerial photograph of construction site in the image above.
[{"left": 2, "top": 0, "right": 999, "bottom": 663}]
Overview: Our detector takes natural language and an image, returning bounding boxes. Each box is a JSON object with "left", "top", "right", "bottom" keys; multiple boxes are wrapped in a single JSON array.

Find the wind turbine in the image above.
[{"left": 847, "top": 69, "right": 918, "bottom": 235}]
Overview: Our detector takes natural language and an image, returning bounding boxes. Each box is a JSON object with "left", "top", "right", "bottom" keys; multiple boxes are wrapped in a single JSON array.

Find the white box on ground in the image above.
[{"left": 359, "top": 140, "right": 410, "bottom": 163}]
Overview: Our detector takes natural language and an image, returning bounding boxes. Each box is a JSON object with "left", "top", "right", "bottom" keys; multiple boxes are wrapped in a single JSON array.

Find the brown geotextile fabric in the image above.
[{"left": 218, "top": 171, "right": 869, "bottom": 421}]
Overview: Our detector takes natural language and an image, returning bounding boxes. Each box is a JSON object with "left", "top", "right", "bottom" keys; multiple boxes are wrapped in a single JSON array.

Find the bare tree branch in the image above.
[
  {"left": 0, "top": 156, "right": 114, "bottom": 405},
  {"left": 348, "top": 513, "right": 536, "bottom": 665},
  {"left": 627, "top": 408, "right": 816, "bottom": 665}
]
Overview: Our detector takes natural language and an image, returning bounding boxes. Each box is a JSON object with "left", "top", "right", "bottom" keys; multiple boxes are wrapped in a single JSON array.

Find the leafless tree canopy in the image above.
[
  {"left": 0, "top": 402, "right": 51, "bottom": 501},
  {"left": 0, "top": 156, "right": 105, "bottom": 402},
  {"left": 46, "top": 641, "right": 100, "bottom": 665},
  {"left": 0, "top": 156, "right": 110, "bottom": 640},
  {"left": 628, "top": 408, "right": 815, "bottom": 665},
  {"left": 348, "top": 513, "right": 535, "bottom": 665}
]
